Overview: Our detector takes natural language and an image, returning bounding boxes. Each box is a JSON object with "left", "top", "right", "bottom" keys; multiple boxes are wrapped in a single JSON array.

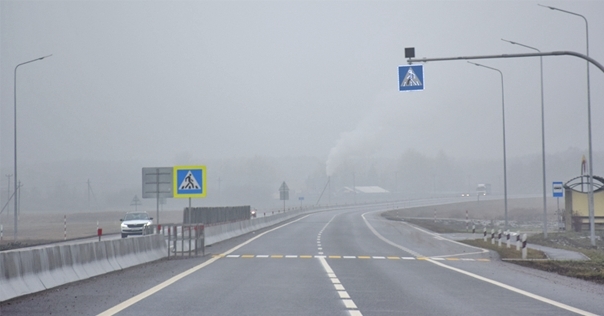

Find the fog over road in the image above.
[{"left": 2, "top": 202, "right": 603, "bottom": 316}]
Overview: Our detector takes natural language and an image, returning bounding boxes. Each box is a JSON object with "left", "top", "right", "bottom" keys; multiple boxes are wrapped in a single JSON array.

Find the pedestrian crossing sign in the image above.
[
  {"left": 398, "top": 65, "right": 424, "bottom": 91},
  {"left": 173, "top": 165, "right": 207, "bottom": 198}
]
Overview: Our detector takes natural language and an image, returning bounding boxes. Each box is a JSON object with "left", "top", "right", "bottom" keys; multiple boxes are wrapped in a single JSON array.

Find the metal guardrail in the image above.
[{"left": 148, "top": 224, "right": 205, "bottom": 258}]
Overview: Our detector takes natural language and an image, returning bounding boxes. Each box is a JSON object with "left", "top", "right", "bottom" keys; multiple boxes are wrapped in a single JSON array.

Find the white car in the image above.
[{"left": 120, "top": 212, "right": 153, "bottom": 238}]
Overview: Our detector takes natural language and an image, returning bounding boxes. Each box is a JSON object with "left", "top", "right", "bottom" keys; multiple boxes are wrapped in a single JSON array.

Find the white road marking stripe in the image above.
[
  {"left": 428, "top": 258, "right": 598, "bottom": 316},
  {"left": 361, "top": 213, "right": 422, "bottom": 257},
  {"left": 315, "top": 255, "right": 326, "bottom": 258},
  {"left": 349, "top": 311, "right": 363, "bottom": 316},
  {"left": 97, "top": 214, "right": 313, "bottom": 316},
  {"left": 318, "top": 252, "right": 324, "bottom": 255},
  {"left": 328, "top": 273, "right": 336, "bottom": 278},
  {"left": 343, "top": 299, "right": 357, "bottom": 309},
  {"left": 372, "top": 256, "right": 385, "bottom": 259},
  {"left": 256, "top": 255, "right": 269, "bottom": 258},
  {"left": 343, "top": 256, "right": 356, "bottom": 259},
  {"left": 226, "top": 255, "right": 240, "bottom": 258},
  {"left": 285, "top": 255, "right": 297, "bottom": 258},
  {"left": 338, "top": 291, "right": 350, "bottom": 299},
  {"left": 430, "top": 257, "right": 445, "bottom": 261},
  {"left": 402, "top": 257, "right": 415, "bottom": 260},
  {"left": 319, "top": 256, "right": 362, "bottom": 314}
]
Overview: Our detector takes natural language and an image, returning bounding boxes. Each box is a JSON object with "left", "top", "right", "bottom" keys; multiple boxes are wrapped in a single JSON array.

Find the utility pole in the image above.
[
  {"left": 5, "top": 174, "right": 12, "bottom": 219},
  {"left": 17, "top": 181, "right": 22, "bottom": 219},
  {"left": 87, "top": 179, "right": 91, "bottom": 212},
  {"left": 218, "top": 177, "right": 222, "bottom": 205}
]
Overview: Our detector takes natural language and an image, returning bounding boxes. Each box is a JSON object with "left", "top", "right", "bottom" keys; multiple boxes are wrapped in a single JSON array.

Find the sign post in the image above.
[
  {"left": 279, "top": 182, "right": 289, "bottom": 212},
  {"left": 553, "top": 181, "right": 564, "bottom": 230},
  {"left": 142, "top": 167, "right": 173, "bottom": 225}
]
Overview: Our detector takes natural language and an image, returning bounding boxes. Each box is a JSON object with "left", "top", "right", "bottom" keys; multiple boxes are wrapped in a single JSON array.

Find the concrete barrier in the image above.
[
  {"left": 0, "top": 235, "right": 167, "bottom": 302},
  {"left": 205, "top": 208, "right": 316, "bottom": 245}
]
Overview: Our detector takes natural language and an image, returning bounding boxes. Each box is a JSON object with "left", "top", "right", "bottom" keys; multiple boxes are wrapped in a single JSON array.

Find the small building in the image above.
[
  {"left": 563, "top": 175, "right": 604, "bottom": 231},
  {"left": 342, "top": 186, "right": 390, "bottom": 194}
]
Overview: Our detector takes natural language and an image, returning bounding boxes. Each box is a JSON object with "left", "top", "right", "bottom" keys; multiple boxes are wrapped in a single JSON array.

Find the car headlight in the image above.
[{"left": 121, "top": 223, "right": 127, "bottom": 228}]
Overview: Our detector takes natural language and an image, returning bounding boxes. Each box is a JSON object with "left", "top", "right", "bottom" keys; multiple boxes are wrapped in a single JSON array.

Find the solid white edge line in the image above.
[
  {"left": 361, "top": 212, "right": 422, "bottom": 257},
  {"left": 428, "top": 258, "right": 598, "bottom": 316},
  {"left": 362, "top": 209, "right": 597, "bottom": 316},
  {"left": 97, "top": 214, "right": 313, "bottom": 316}
]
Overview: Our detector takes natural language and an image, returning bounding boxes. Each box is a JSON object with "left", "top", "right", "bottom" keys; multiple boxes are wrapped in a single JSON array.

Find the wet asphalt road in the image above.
[{"left": 1, "top": 201, "right": 603, "bottom": 316}]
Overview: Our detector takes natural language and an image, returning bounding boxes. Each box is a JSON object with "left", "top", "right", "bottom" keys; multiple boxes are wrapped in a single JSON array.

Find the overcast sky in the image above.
[{"left": 2, "top": 0, "right": 603, "bottom": 176}]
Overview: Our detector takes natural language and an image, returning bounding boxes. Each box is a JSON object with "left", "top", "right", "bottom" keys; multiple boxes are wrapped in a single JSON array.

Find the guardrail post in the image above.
[
  {"left": 173, "top": 225, "right": 178, "bottom": 257},
  {"left": 188, "top": 225, "right": 192, "bottom": 257},
  {"left": 168, "top": 226, "right": 171, "bottom": 259},
  {"left": 179, "top": 225, "right": 183, "bottom": 257}
]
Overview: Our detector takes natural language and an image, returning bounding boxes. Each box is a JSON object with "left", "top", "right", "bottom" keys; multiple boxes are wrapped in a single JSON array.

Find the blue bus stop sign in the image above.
[{"left": 553, "top": 181, "right": 564, "bottom": 198}]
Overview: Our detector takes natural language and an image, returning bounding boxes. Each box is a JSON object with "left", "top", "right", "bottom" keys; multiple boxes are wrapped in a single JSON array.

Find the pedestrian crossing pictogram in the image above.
[
  {"left": 401, "top": 68, "right": 422, "bottom": 86},
  {"left": 179, "top": 171, "right": 200, "bottom": 190}
]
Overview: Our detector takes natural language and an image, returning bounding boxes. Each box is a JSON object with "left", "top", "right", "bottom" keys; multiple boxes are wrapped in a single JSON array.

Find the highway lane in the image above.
[{"left": 1, "top": 201, "right": 603, "bottom": 315}]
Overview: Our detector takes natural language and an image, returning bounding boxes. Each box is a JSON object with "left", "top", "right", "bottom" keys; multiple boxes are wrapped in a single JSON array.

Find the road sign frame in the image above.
[
  {"left": 173, "top": 165, "right": 207, "bottom": 198},
  {"left": 142, "top": 167, "right": 174, "bottom": 198},
  {"left": 398, "top": 65, "right": 424, "bottom": 91}
]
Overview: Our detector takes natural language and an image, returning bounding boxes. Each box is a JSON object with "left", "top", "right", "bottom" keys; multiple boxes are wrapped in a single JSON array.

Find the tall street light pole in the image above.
[
  {"left": 539, "top": 4, "right": 594, "bottom": 246},
  {"left": 467, "top": 61, "right": 509, "bottom": 229},
  {"left": 14, "top": 54, "right": 52, "bottom": 240},
  {"left": 501, "top": 39, "right": 548, "bottom": 238}
]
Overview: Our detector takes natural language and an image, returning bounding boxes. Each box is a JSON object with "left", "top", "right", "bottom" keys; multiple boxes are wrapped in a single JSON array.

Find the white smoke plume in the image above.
[{"left": 325, "top": 91, "right": 400, "bottom": 176}]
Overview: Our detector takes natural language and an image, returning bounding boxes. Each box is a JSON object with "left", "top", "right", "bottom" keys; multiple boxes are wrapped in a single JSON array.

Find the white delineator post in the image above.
[
  {"left": 522, "top": 234, "right": 528, "bottom": 259},
  {"left": 465, "top": 210, "right": 469, "bottom": 231},
  {"left": 483, "top": 227, "right": 487, "bottom": 242},
  {"left": 64, "top": 215, "right": 67, "bottom": 240},
  {"left": 516, "top": 231, "right": 521, "bottom": 250},
  {"left": 491, "top": 229, "right": 495, "bottom": 244},
  {"left": 506, "top": 230, "right": 511, "bottom": 248},
  {"left": 498, "top": 229, "right": 502, "bottom": 247}
]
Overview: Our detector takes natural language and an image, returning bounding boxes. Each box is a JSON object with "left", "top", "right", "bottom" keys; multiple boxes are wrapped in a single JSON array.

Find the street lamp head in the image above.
[
  {"left": 501, "top": 38, "right": 516, "bottom": 45},
  {"left": 537, "top": 4, "right": 555, "bottom": 10}
]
